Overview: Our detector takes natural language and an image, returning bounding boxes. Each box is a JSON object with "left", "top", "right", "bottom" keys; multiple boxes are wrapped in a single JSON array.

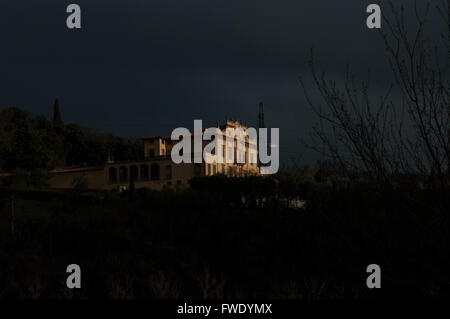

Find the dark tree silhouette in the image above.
[
  {"left": 53, "top": 98, "right": 63, "bottom": 127},
  {"left": 299, "top": 0, "right": 449, "bottom": 189}
]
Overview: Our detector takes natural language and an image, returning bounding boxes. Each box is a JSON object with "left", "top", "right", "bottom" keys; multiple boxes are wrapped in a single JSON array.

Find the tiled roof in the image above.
[{"left": 50, "top": 166, "right": 104, "bottom": 174}]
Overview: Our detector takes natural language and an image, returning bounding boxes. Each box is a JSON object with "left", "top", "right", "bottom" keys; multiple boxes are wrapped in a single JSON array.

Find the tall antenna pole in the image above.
[
  {"left": 257, "top": 102, "right": 265, "bottom": 169},
  {"left": 258, "top": 102, "right": 265, "bottom": 129}
]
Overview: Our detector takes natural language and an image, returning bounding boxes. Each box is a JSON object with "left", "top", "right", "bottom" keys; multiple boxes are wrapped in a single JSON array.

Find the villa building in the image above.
[{"left": 48, "top": 119, "right": 260, "bottom": 191}]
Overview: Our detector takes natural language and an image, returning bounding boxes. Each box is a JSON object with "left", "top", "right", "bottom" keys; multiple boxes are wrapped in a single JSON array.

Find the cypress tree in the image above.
[{"left": 53, "top": 99, "right": 63, "bottom": 127}]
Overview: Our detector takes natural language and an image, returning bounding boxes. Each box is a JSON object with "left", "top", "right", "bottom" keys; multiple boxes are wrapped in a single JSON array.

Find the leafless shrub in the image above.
[
  {"left": 196, "top": 266, "right": 226, "bottom": 299},
  {"left": 59, "top": 279, "right": 87, "bottom": 299},
  {"left": 27, "top": 279, "right": 43, "bottom": 299},
  {"left": 149, "top": 271, "right": 181, "bottom": 299},
  {"left": 109, "top": 274, "right": 135, "bottom": 299}
]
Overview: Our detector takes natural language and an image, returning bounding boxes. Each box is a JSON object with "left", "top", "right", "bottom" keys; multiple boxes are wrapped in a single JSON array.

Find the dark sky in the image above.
[{"left": 0, "top": 0, "right": 442, "bottom": 165}]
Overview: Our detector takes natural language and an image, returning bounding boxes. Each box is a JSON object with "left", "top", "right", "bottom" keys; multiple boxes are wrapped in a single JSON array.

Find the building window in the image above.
[
  {"left": 108, "top": 167, "right": 117, "bottom": 183},
  {"left": 119, "top": 166, "right": 128, "bottom": 182},
  {"left": 207, "top": 164, "right": 211, "bottom": 175},
  {"left": 213, "top": 165, "right": 216, "bottom": 175},
  {"left": 222, "top": 165, "right": 225, "bottom": 174},
  {"left": 151, "top": 163, "right": 160, "bottom": 180},
  {"left": 166, "top": 165, "right": 172, "bottom": 180},
  {"left": 130, "top": 165, "right": 139, "bottom": 181},
  {"left": 140, "top": 164, "right": 149, "bottom": 180},
  {"left": 149, "top": 149, "right": 155, "bottom": 158},
  {"left": 237, "top": 150, "right": 245, "bottom": 163},
  {"left": 227, "top": 148, "right": 233, "bottom": 163}
]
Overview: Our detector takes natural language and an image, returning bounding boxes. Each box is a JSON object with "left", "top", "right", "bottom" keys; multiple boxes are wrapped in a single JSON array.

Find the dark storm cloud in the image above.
[{"left": 0, "top": 0, "right": 442, "bottom": 164}]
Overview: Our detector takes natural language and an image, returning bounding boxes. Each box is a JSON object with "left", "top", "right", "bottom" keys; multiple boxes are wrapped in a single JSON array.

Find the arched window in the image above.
[
  {"left": 108, "top": 167, "right": 117, "bottom": 183},
  {"left": 130, "top": 165, "right": 139, "bottom": 181},
  {"left": 140, "top": 164, "right": 149, "bottom": 181},
  {"left": 165, "top": 165, "right": 172, "bottom": 180},
  {"left": 119, "top": 166, "right": 128, "bottom": 182},
  {"left": 151, "top": 163, "right": 160, "bottom": 180}
]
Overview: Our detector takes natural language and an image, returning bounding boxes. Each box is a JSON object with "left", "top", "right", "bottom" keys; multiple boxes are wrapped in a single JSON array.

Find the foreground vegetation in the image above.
[{"left": 0, "top": 174, "right": 449, "bottom": 299}]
